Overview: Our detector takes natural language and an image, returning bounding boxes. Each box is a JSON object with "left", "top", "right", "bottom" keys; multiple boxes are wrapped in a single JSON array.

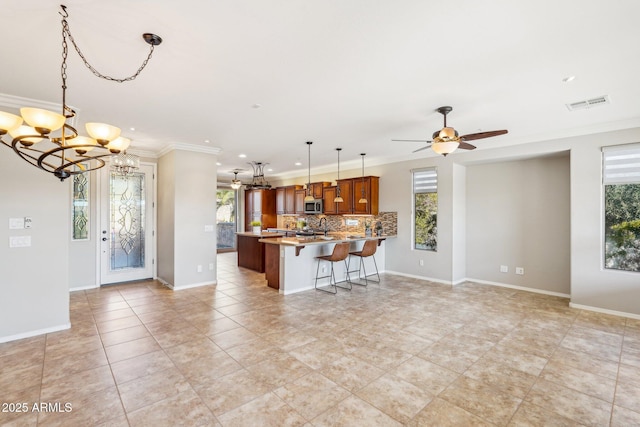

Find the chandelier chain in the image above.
[{"left": 60, "top": 8, "right": 156, "bottom": 83}]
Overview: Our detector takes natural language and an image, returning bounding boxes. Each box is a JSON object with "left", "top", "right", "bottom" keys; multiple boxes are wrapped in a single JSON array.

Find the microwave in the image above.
[{"left": 304, "top": 199, "right": 323, "bottom": 214}]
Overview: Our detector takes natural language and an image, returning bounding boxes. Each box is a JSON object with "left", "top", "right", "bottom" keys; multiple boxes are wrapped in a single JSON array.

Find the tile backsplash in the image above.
[{"left": 277, "top": 212, "right": 397, "bottom": 236}]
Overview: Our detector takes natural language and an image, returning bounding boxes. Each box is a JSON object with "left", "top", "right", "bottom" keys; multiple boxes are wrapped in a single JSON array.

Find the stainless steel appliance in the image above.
[{"left": 304, "top": 199, "right": 323, "bottom": 214}]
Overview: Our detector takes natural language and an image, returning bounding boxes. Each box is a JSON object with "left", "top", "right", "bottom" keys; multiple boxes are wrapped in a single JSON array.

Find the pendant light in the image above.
[
  {"left": 358, "top": 153, "right": 367, "bottom": 204},
  {"left": 334, "top": 148, "right": 344, "bottom": 203},
  {"left": 230, "top": 171, "right": 242, "bottom": 190},
  {"left": 304, "top": 141, "right": 314, "bottom": 202}
]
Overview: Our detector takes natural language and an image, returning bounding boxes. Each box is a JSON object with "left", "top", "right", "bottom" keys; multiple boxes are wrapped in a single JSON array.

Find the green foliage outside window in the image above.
[
  {"left": 415, "top": 192, "right": 437, "bottom": 251},
  {"left": 604, "top": 183, "right": 640, "bottom": 272}
]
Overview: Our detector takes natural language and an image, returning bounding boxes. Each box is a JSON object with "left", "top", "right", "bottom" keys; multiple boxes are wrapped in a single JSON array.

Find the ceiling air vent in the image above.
[{"left": 566, "top": 95, "right": 610, "bottom": 111}]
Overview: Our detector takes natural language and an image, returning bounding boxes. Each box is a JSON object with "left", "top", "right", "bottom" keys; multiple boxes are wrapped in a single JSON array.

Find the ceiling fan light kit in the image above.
[{"left": 392, "top": 105, "right": 508, "bottom": 157}]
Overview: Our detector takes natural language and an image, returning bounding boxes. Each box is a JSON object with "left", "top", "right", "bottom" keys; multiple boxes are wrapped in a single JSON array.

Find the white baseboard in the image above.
[
  {"left": 166, "top": 280, "right": 218, "bottom": 291},
  {"left": 569, "top": 302, "right": 640, "bottom": 320},
  {"left": 69, "top": 284, "right": 99, "bottom": 292},
  {"left": 466, "top": 278, "right": 571, "bottom": 298},
  {"left": 384, "top": 270, "right": 454, "bottom": 286},
  {"left": 0, "top": 323, "right": 71, "bottom": 344}
]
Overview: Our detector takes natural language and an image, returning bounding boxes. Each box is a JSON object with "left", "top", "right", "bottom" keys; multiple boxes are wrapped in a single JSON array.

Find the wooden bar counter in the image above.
[{"left": 236, "top": 231, "right": 284, "bottom": 273}]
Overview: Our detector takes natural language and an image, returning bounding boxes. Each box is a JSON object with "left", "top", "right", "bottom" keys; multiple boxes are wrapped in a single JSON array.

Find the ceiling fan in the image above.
[{"left": 392, "top": 106, "right": 508, "bottom": 156}]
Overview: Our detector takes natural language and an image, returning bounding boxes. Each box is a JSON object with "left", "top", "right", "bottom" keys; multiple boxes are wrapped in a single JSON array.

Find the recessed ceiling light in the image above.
[
  {"left": 204, "top": 139, "right": 210, "bottom": 143},
  {"left": 238, "top": 154, "right": 247, "bottom": 158},
  {"left": 267, "top": 168, "right": 273, "bottom": 172},
  {"left": 295, "top": 162, "right": 302, "bottom": 166},
  {"left": 252, "top": 104, "right": 262, "bottom": 109},
  {"left": 129, "top": 127, "right": 135, "bottom": 131},
  {"left": 562, "top": 75, "right": 576, "bottom": 83},
  {"left": 216, "top": 162, "right": 221, "bottom": 166}
]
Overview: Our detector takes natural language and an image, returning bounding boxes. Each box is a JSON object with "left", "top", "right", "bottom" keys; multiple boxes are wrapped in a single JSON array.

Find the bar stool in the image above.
[
  {"left": 315, "top": 242, "right": 352, "bottom": 294},
  {"left": 347, "top": 239, "right": 380, "bottom": 286}
]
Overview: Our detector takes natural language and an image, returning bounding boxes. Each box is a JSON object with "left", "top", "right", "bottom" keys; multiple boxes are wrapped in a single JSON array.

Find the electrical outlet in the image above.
[
  {"left": 515, "top": 267, "right": 524, "bottom": 275},
  {"left": 419, "top": 259, "right": 424, "bottom": 266},
  {"left": 209, "top": 263, "right": 214, "bottom": 270},
  {"left": 321, "top": 265, "right": 327, "bottom": 273},
  {"left": 24, "top": 217, "right": 32, "bottom": 229},
  {"left": 197, "top": 265, "right": 203, "bottom": 273},
  {"left": 500, "top": 265, "right": 508, "bottom": 273}
]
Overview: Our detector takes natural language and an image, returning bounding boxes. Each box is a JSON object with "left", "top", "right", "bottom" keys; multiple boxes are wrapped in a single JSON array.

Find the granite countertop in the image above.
[
  {"left": 259, "top": 234, "right": 393, "bottom": 246},
  {"left": 236, "top": 231, "right": 285, "bottom": 238}
]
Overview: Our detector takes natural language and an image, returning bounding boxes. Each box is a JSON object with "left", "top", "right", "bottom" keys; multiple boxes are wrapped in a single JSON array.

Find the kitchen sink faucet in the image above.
[{"left": 319, "top": 217, "right": 329, "bottom": 236}]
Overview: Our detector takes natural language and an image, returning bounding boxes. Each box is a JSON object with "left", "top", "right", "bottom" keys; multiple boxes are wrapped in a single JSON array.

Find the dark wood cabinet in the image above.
[
  {"left": 336, "top": 179, "right": 353, "bottom": 214},
  {"left": 275, "top": 185, "right": 302, "bottom": 214},
  {"left": 322, "top": 186, "right": 338, "bottom": 214},
  {"left": 276, "top": 187, "right": 286, "bottom": 214},
  {"left": 309, "top": 182, "right": 331, "bottom": 199},
  {"left": 244, "top": 189, "right": 276, "bottom": 230},
  {"left": 353, "top": 176, "right": 379, "bottom": 215},
  {"left": 294, "top": 189, "right": 306, "bottom": 214}
]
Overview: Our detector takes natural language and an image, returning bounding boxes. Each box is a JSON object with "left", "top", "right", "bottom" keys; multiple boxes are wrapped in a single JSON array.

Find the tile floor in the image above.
[{"left": 1, "top": 252, "right": 640, "bottom": 426}]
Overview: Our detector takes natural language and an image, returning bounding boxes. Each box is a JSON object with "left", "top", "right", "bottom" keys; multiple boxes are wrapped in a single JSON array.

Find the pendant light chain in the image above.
[
  {"left": 60, "top": 5, "right": 158, "bottom": 83},
  {"left": 307, "top": 141, "right": 312, "bottom": 198}
]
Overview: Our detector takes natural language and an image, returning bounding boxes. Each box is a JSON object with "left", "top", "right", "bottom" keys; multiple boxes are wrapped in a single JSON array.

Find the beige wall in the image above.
[
  {"left": 465, "top": 154, "right": 571, "bottom": 294},
  {"left": 0, "top": 153, "right": 70, "bottom": 341}
]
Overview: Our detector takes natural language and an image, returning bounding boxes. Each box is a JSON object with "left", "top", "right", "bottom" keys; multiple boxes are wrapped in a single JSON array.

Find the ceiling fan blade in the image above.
[
  {"left": 458, "top": 142, "right": 476, "bottom": 150},
  {"left": 392, "top": 139, "right": 430, "bottom": 142},
  {"left": 460, "top": 129, "right": 508, "bottom": 141},
  {"left": 412, "top": 145, "right": 431, "bottom": 153}
]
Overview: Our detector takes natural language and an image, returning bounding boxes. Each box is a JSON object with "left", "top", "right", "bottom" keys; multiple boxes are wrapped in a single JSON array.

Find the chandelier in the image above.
[
  {"left": 111, "top": 144, "right": 141, "bottom": 176},
  {"left": 230, "top": 171, "right": 242, "bottom": 190},
  {"left": 0, "top": 5, "right": 161, "bottom": 181}
]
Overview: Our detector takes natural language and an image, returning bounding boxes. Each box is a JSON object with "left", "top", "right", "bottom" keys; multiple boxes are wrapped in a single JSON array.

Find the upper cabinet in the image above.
[
  {"left": 324, "top": 176, "right": 379, "bottom": 215},
  {"left": 353, "top": 176, "right": 379, "bottom": 215},
  {"left": 308, "top": 182, "right": 331, "bottom": 199},
  {"left": 294, "top": 189, "right": 306, "bottom": 214},
  {"left": 276, "top": 185, "right": 302, "bottom": 215}
]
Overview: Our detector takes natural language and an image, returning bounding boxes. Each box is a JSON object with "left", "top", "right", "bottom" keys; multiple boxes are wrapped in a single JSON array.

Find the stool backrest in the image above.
[
  {"left": 359, "top": 239, "right": 378, "bottom": 257},
  {"left": 327, "top": 242, "right": 351, "bottom": 262}
]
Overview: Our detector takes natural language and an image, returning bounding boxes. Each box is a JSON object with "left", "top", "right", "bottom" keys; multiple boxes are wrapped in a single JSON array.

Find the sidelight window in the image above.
[{"left": 413, "top": 168, "right": 438, "bottom": 251}]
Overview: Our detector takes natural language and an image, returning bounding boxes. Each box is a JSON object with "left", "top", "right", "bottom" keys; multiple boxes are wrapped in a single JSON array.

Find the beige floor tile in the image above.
[
  {"left": 560, "top": 326, "right": 623, "bottom": 362},
  {"left": 406, "top": 397, "right": 495, "bottom": 427},
  {"left": 194, "top": 368, "right": 273, "bottom": 416},
  {"left": 439, "top": 376, "right": 522, "bottom": 425},
  {"left": 355, "top": 373, "right": 433, "bottom": 424},
  {"left": 118, "top": 367, "right": 192, "bottom": 413},
  {"left": 42, "top": 347, "right": 109, "bottom": 382},
  {"left": 99, "top": 324, "right": 151, "bottom": 347},
  {"left": 525, "top": 379, "right": 612, "bottom": 426},
  {"left": 104, "top": 336, "right": 161, "bottom": 363},
  {"left": 540, "top": 360, "right": 616, "bottom": 402},
  {"left": 162, "top": 336, "right": 223, "bottom": 365},
  {"left": 274, "top": 372, "right": 350, "bottom": 420},
  {"left": 217, "top": 392, "right": 306, "bottom": 426},
  {"left": 41, "top": 365, "right": 115, "bottom": 402},
  {"left": 110, "top": 349, "right": 176, "bottom": 384},
  {"left": 96, "top": 315, "right": 143, "bottom": 334},
  {"left": 127, "top": 388, "right": 217, "bottom": 427},
  {"left": 224, "top": 338, "right": 287, "bottom": 367},
  {"left": 390, "top": 356, "right": 459, "bottom": 395},
  {"left": 246, "top": 353, "right": 312, "bottom": 388},
  {"left": 319, "top": 354, "right": 385, "bottom": 392},
  {"left": 464, "top": 356, "right": 538, "bottom": 398},
  {"left": 36, "top": 385, "right": 125, "bottom": 427},
  {"left": 287, "top": 339, "right": 346, "bottom": 370},
  {"left": 508, "top": 400, "right": 585, "bottom": 426},
  {"left": 176, "top": 350, "right": 244, "bottom": 385},
  {"left": 614, "top": 379, "right": 640, "bottom": 412},
  {"left": 611, "top": 405, "right": 640, "bottom": 427},
  {"left": 0, "top": 385, "right": 41, "bottom": 425},
  {"left": 311, "top": 394, "right": 402, "bottom": 427},
  {"left": 549, "top": 346, "right": 620, "bottom": 379}
]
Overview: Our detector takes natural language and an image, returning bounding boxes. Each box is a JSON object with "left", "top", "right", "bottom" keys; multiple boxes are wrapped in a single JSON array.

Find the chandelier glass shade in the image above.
[
  {"left": 0, "top": 5, "right": 161, "bottom": 181},
  {"left": 230, "top": 171, "right": 242, "bottom": 190},
  {"left": 304, "top": 141, "right": 314, "bottom": 202},
  {"left": 333, "top": 147, "right": 344, "bottom": 203},
  {"left": 111, "top": 151, "right": 140, "bottom": 176}
]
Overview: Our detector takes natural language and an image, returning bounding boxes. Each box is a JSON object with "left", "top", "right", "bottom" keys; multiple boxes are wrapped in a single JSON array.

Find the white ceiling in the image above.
[{"left": 2, "top": 0, "right": 640, "bottom": 180}]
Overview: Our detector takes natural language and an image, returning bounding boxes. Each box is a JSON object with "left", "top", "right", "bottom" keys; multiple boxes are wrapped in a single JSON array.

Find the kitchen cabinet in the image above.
[
  {"left": 275, "top": 185, "right": 302, "bottom": 215},
  {"left": 308, "top": 182, "right": 331, "bottom": 199},
  {"left": 245, "top": 188, "right": 277, "bottom": 230},
  {"left": 352, "top": 176, "right": 379, "bottom": 215},
  {"left": 294, "top": 189, "right": 306, "bottom": 214},
  {"left": 336, "top": 179, "right": 353, "bottom": 214},
  {"left": 322, "top": 186, "right": 338, "bottom": 214}
]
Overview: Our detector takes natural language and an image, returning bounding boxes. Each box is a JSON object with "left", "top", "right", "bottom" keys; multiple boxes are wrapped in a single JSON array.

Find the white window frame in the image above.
[{"left": 412, "top": 167, "right": 438, "bottom": 251}]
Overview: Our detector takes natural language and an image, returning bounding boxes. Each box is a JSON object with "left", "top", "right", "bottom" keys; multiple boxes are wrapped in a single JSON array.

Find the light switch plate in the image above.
[{"left": 10, "top": 236, "right": 31, "bottom": 248}]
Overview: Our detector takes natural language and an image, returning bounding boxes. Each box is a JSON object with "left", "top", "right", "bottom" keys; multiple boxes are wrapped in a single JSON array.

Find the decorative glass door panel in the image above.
[
  {"left": 110, "top": 171, "right": 145, "bottom": 270},
  {"left": 100, "top": 163, "right": 154, "bottom": 285}
]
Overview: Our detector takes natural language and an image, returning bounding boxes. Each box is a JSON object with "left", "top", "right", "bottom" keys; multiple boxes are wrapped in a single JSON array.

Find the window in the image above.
[
  {"left": 72, "top": 169, "right": 89, "bottom": 240},
  {"left": 413, "top": 168, "right": 437, "bottom": 251},
  {"left": 603, "top": 144, "right": 640, "bottom": 272},
  {"left": 216, "top": 187, "right": 238, "bottom": 251}
]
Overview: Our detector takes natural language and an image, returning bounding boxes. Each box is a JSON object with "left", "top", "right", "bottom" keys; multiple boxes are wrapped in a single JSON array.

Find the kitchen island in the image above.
[
  {"left": 236, "top": 231, "right": 284, "bottom": 273},
  {"left": 259, "top": 234, "right": 390, "bottom": 294}
]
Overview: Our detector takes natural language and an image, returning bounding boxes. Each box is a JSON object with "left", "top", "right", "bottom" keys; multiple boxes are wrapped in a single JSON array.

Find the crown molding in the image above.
[
  {"left": 157, "top": 143, "right": 222, "bottom": 158},
  {"left": 0, "top": 93, "right": 79, "bottom": 128}
]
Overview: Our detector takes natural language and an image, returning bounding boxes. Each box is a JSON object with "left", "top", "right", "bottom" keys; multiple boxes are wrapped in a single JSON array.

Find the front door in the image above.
[{"left": 100, "top": 163, "right": 155, "bottom": 285}]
